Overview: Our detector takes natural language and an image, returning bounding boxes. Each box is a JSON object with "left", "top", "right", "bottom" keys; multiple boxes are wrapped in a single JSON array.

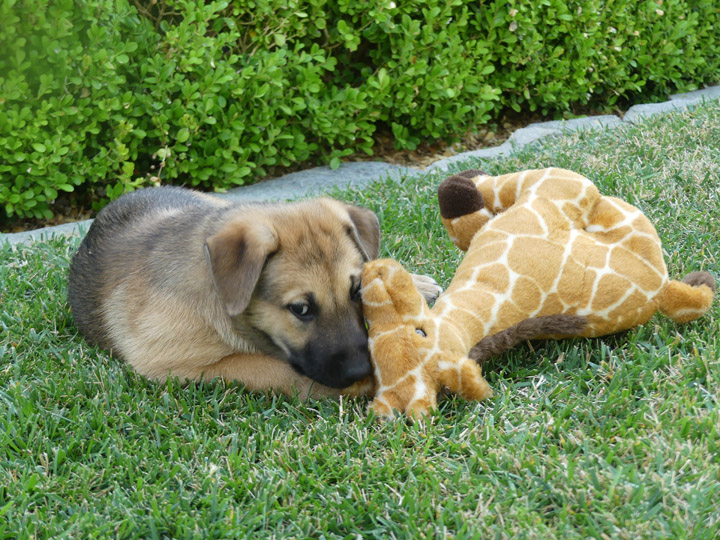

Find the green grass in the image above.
[{"left": 2, "top": 101, "right": 719, "bottom": 539}]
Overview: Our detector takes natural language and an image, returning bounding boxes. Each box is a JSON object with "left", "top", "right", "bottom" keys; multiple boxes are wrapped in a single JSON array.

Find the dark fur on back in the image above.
[{"left": 68, "top": 187, "right": 225, "bottom": 348}]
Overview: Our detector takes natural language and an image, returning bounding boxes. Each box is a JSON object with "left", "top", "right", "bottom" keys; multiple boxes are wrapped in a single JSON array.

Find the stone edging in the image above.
[{"left": 3, "top": 85, "right": 719, "bottom": 246}]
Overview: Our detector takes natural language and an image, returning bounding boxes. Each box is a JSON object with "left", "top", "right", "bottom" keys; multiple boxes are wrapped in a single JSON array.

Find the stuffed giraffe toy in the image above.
[{"left": 358, "top": 167, "right": 715, "bottom": 418}]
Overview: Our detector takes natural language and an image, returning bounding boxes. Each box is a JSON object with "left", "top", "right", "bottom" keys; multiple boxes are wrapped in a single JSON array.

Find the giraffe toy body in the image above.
[{"left": 361, "top": 168, "right": 715, "bottom": 418}]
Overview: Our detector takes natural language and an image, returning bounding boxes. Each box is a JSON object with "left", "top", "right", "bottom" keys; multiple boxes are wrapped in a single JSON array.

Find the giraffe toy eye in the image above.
[{"left": 415, "top": 328, "right": 426, "bottom": 337}]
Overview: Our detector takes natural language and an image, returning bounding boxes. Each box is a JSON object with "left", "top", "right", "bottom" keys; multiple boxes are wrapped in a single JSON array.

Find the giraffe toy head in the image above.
[
  {"left": 360, "top": 259, "right": 492, "bottom": 419},
  {"left": 359, "top": 167, "right": 715, "bottom": 418}
]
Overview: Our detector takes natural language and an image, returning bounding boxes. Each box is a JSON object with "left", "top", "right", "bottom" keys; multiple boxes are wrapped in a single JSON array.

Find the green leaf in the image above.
[
  {"left": 177, "top": 128, "right": 190, "bottom": 143},
  {"left": 32, "top": 143, "right": 46, "bottom": 153},
  {"left": 337, "top": 20, "right": 350, "bottom": 35}
]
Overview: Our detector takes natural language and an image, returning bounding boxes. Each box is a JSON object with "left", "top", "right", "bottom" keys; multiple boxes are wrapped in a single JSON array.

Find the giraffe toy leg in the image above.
[
  {"left": 437, "top": 356, "right": 493, "bottom": 401},
  {"left": 438, "top": 168, "right": 602, "bottom": 251}
]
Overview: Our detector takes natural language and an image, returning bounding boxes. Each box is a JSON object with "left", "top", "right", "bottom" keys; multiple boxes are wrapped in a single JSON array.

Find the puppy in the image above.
[{"left": 68, "top": 186, "right": 442, "bottom": 398}]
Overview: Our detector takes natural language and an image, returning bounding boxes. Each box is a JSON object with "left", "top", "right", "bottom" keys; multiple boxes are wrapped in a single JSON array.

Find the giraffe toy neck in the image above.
[{"left": 428, "top": 282, "right": 503, "bottom": 357}]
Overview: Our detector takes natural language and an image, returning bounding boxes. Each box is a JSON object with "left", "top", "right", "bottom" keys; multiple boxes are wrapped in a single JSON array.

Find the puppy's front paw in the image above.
[{"left": 410, "top": 274, "right": 443, "bottom": 304}]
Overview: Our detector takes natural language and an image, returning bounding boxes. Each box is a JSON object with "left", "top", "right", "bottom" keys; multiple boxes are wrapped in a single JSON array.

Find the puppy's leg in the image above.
[
  {"left": 198, "top": 353, "right": 343, "bottom": 400},
  {"left": 410, "top": 273, "right": 443, "bottom": 304}
]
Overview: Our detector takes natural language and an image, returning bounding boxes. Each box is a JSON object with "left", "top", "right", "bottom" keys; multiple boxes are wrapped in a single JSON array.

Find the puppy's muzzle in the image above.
[{"left": 290, "top": 330, "right": 372, "bottom": 389}]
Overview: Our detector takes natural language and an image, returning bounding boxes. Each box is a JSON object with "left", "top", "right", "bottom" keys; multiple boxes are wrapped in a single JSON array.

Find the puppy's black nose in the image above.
[
  {"left": 326, "top": 346, "right": 372, "bottom": 387},
  {"left": 344, "top": 354, "right": 372, "bottom": 383}
]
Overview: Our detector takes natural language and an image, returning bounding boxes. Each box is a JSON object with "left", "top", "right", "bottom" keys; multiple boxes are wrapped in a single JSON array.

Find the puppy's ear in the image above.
[
  {"left": 344, "top": 204, "right": 380, "bottom": 261},
  {"left": 204, "top": 220, "right": 279, "bottom": 316}
]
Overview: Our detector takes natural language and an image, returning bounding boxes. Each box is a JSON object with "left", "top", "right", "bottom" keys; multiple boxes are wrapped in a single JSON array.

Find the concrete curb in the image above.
[{"left": 3, "top": 85, "right": 719, "bottom": 246}]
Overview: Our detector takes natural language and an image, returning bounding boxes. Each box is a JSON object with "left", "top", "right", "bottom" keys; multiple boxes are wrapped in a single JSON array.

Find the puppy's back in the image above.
[{"left": 68, "top": 186, "right": 224, "bottom": 348}]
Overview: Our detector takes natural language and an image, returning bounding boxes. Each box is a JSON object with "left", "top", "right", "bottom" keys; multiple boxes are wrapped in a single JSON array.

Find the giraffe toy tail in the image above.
[{"left": 659, "top": 271, "right": 716, "bottom": 323}]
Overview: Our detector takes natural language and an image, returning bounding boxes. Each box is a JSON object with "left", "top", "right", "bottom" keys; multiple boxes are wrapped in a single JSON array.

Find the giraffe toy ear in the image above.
[
  {"left": 362, "top": 259, "right": 428, "bottom": 321},
  {"left": 437, "top": 171, "right": 486, "bottom": 220}
]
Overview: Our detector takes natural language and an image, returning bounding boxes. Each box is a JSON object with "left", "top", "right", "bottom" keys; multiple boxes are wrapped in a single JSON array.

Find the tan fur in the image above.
[
  {"left": 361, "top": 168, "right": 715, "bottom": 417},
  {"left": 69, "top": 186, "right": 442, "bottom": 397}
]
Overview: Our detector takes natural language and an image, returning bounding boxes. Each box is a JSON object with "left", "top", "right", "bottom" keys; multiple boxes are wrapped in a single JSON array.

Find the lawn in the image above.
[{"left": 1, "top": 101, "right": 719, "bottom": 539}]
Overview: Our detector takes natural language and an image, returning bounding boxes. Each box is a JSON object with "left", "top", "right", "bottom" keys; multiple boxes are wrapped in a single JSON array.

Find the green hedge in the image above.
[{"left": 1, "top": 0, "right": 719, "bottom": 220}]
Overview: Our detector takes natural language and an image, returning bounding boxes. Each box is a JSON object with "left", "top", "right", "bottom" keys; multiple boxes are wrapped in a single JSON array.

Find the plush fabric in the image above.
[{"left": 360, "top": 168, "right": 715, "bottom": 418}]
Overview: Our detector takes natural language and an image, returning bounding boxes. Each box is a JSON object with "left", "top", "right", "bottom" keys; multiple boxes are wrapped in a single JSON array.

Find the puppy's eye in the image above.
[
  {"left": 351, "top": 281, "right": 362, "bottom": 301},
  {"left": 288, "top": 302, "right": 313, "bottom": 321}
]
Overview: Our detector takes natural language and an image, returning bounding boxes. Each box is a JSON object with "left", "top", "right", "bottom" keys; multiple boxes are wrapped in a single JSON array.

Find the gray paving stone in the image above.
[
  {"left": 530, "top": 115, "right": 623, "bottom": 132},
  {"left": 670, "top": 86, "right": 720, "bottom": 102},
  {"left": 505, "top": 125, "right": 561, "bottom": 148},
  {"left": 217, "top": 161, "right": 419, "bottom": 204},
  {"left": 2, "top": 219, "right": 93, "bottom": 246},
  {"left": 623, "top": 99, "right": 697, "bottom": 124},
  {"left": 625, "top": 86, "right": 720, "bottom": 124},
  {"left": 427, "top": 142, "right": 513, "bottom": 172},
  {"left": 429, "top": 116, "right": 621, "bottom": 173}
]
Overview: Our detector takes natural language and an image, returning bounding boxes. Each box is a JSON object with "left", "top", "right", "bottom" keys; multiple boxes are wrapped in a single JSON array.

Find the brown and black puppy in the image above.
[{"left": 68, "top": 186, "right": 442, "bottom": 398}]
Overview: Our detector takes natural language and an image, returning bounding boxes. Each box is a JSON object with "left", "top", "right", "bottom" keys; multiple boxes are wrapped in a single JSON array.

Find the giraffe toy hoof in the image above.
[{"left": 367, "top": 400, "right": 395, "bottom": 420}]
